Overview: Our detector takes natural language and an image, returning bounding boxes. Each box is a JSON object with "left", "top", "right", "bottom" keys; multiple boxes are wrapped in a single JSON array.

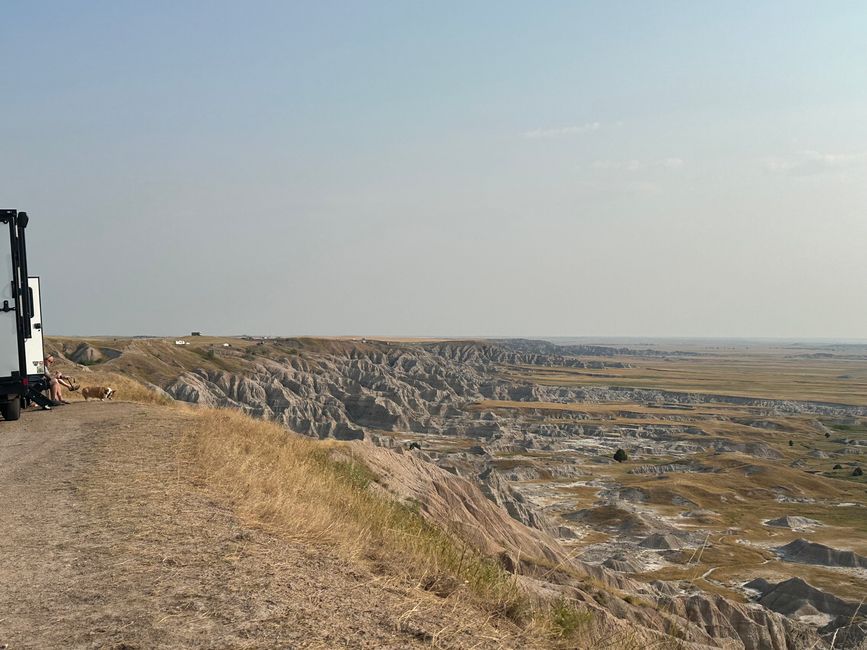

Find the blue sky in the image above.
[{"left": 2, "top": 2, "right": 866, "bottom": 337}]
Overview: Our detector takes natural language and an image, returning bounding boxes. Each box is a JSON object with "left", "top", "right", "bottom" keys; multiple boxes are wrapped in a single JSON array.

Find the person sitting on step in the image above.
[{"left": 44, "top": 355, "right": 73, "bottom": 405}]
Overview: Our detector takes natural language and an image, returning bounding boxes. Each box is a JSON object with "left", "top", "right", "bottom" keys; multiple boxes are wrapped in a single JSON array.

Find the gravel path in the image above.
[{"left": 0, "top": 402, "right": 520, "bottom": 649}]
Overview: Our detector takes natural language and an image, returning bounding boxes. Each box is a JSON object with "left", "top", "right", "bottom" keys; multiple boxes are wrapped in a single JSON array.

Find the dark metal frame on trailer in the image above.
[{"left": 0, "top": 209, "right": 34, "bottom": 415}]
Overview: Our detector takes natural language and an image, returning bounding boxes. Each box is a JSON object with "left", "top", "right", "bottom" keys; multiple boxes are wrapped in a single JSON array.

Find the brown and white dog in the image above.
[{"left": 79, "top": 386, "right": 115, "bottom": 401}]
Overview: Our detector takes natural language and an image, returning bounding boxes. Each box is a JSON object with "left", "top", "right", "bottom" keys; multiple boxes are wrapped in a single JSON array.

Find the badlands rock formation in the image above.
[
  {"left": 746, "top": 577, "right": 860, "bottom": 619},
  {"left": 346, "top": 441, "right": 825, "bottom": 650},
  {"left": 777, "top": 539, "right": 867, "bottom": 569},
  {"left": 158, "top": 340, "right": 866, "bottom": 445},
  {"left": 765, "top": 516, "right": 821, "bottom": 530}
]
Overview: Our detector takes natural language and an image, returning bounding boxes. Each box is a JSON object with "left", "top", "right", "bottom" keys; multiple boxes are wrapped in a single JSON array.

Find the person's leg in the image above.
[
  {"left": 27, "top": 387, "right": 53, "bottom": 409},
  {"left": 49, "top": 378, "right": 63, "bottom": 404}
]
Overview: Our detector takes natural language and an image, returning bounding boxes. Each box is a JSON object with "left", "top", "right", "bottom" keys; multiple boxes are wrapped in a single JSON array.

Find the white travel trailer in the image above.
[{"left": 0, "top": 210, "right": 35, "bottom": 421}]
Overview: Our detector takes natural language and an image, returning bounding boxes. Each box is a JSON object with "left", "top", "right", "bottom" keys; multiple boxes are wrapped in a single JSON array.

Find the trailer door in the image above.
[
  {"left": 25, "top": 277, "right": 44, "bottom": 377},
  {"left": 0, "top": 247, "right": 20, "bottom": 377}
]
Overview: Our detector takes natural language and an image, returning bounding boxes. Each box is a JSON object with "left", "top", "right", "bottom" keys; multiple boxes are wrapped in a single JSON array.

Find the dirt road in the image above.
[{"left": 0, "top": 402, "right": 518, "bottom": 649}]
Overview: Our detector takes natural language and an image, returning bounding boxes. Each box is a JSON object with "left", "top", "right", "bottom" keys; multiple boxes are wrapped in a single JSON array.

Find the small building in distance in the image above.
[
  {"left": 191, "top": 331, "right": 202, "bottom": 336},
  {"left": 175, "top": 340, "right": 188, "bottom": 346}
]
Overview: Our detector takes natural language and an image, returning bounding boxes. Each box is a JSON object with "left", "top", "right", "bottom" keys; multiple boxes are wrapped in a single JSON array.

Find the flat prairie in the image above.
[{"left": 507, "top": 352, "right": 867, "bottom": 406}]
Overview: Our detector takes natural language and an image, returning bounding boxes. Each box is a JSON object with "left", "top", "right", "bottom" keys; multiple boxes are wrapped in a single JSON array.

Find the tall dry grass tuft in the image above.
[
  {"left": 187, "top": 408, "right": 532, "bottom": 622},
  {"left": 65, "top": 369, "right": 172, "bottom": 406}
]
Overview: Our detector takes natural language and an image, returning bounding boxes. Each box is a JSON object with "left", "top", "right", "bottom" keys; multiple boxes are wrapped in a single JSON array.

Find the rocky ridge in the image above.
[{"left": 160, "top": 340, "right": 867, "bottom": 444}]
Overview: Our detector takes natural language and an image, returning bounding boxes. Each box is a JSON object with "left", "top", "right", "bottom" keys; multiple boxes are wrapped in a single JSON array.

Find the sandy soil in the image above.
[{"left": 0, "top": 402, "right": 522, "bottom": 649}]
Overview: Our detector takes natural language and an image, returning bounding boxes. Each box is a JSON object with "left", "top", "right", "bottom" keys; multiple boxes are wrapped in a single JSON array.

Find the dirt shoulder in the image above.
[{"left": 0, "top": 402, "right": 521, "bottom": 649}]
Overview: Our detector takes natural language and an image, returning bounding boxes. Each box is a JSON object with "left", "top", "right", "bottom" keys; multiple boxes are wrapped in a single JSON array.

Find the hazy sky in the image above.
[{"left": 3, "top": 2, "right": 866, "bottom": 338}]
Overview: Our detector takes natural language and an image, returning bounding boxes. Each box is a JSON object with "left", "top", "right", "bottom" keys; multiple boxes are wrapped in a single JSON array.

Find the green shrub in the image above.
[{"left": 549, "top": 599, "right": 592, "bottom": 638}]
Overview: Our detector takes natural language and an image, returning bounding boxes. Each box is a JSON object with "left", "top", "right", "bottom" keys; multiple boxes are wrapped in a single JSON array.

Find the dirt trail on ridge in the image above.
[{"left": 0, "top": 402, "right": 521, "bottom": 649}]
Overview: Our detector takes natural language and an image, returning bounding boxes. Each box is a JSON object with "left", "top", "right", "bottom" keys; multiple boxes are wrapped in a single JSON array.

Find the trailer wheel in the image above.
[{"left": 1, "top": 398, "right": 21, "bottom": 421}]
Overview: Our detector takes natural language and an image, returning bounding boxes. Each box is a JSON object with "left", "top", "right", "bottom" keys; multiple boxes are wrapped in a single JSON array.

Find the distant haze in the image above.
[{"left": 3, "top": 3, "right": 866, "bottom": 338}]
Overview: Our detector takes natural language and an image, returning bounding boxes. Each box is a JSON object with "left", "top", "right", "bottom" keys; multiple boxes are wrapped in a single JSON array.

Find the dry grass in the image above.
[
  {"left": 94, "top": 395, "right": 605, "bottom": 645},
  {"left": 64, "top": 369, "right": 172, "bottom": 406},
  {"left": 187, "top": 408, "right": 534, "bottom": 620},
  {"left": 183, "top": 409, "right": 696, "bottom": 647}
]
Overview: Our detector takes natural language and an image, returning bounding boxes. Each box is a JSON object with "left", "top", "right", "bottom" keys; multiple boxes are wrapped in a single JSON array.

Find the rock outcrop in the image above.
[
  {"left": 777, "top": 539, "right": 867, "bottom": 569},
  {"left": 345, "top": 442, "right": 570, "bottom": 571},
  {"left": 659, "top": 590, "right": 824, "bottom": 650},
  {"left": 764, "top": 516, "right": 821, "bottom": 530},
  {"left": 67, "top": 342, "right": 121, "bottom": 364},
  {"left": 639, "top": 533, "right": 685, "bottom": 550},
  {"left": 746, "top": 577, "right": 860, "bottom": 619}
]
